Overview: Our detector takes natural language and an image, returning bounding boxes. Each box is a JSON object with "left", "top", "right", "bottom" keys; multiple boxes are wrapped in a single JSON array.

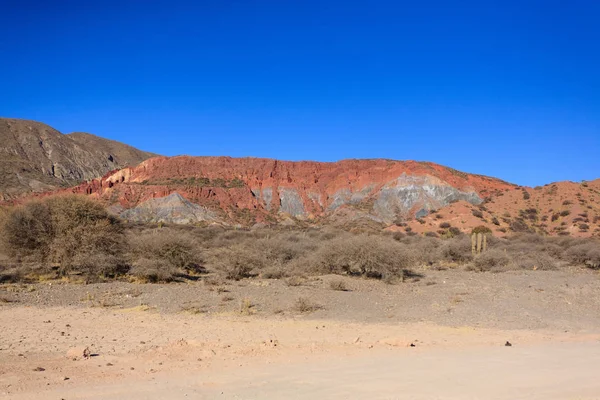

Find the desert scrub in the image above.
[
  {"left": 0, "top": 195, "right": 127, "bottom": 279},
  {"left": 293, "top": 297, "right": 323, "bottom": 313},
  {"left": 127, "top": 228, "right": 203, "bottom": 282},
  {"left": 329, "top": 279, "right": 348, "bottom": 291},
  {"left": 309, "top": 234, "right": 416, "bottom": 280},
  {"left": 204, "top": 232, "right": 318, "bottom": 280},
  {"left": 469, "top": 249, "right": 511, "bottom": 272},
  {"left": 239, "top": 298, "right": 256, "bottom": 315}
]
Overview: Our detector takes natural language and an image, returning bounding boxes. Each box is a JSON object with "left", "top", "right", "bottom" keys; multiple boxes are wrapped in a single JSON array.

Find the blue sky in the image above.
[{"left": 1, "top": 0, "right": 599, "bottom": 186}]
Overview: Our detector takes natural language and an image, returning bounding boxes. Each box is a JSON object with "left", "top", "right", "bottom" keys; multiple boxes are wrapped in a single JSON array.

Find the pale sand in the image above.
[
  {"left": 2, "top": 306, "right": 600, "bottom": 399},
  {"left": 2, "top": 270, "right": 600, "bottom": 399}
]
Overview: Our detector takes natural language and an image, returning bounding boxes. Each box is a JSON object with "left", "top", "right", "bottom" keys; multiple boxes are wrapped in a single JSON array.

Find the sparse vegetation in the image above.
[
  {"left": 472, "top": 210, "right": 484, "bottom": 219},
  {"left": 293, "top": 297, "right": 323, "bottom": 313},
  {"left": 329, "top": 279, "right": 348, "bottom": 291},
  {"left": 0, "top": 195, "right": 126, "bottom": 280},
  {"left": 1, "top": 198, "right": 600, "bottom": 286}
]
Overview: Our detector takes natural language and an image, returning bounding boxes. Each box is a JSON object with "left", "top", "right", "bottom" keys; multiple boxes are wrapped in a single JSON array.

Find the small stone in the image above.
[
  {"left": 66, "top": 346, "right": 91, "bottom": 361},
  {"left": 33, "top": 367, "right": 45, "bottom": 372},
  {"left": 505, "top": 341, "right": 512, "bottom": 347}
]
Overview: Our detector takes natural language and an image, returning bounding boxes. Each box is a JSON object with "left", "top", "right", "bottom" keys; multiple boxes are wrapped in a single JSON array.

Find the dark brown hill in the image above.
[{"left": 0, "top": 118, "right": 156, "bottom": 200}]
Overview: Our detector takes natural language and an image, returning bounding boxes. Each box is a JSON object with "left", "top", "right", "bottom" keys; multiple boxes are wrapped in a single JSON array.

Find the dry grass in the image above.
[
  {"left": 180, "top": 302, "right": 207, "bottom": 314},
  {"left": 293, "top": 297, "right": 323, "bottom": 313},
  {"left": 329, "top": 279, "right": 348, "bottom": 291},
  {"left": 239, "top": 298, "right": 256, "bottom": 315},
  {"left": 286, "top": 276, "right": 305, "bottom": 286}
]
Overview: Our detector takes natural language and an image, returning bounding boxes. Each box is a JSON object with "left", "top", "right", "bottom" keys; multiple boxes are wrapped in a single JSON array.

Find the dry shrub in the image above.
[
  {"left": 0, "top": 265, "right": 22, "bottom": 284},
  {"left": 441, "top": 236, "right": 473, "bottom": 263},
  {"left": 564, "top": 242, "right": 600, "bottom": 268},
  {"left": 205, "top": 232, "right": 318, "bottom": 280},
  {"left": 329, "top": 279, "right": 348, "bottom": 291},
  {"left": 239, "top": 298, "right": 255, "bottom": 315},
  {"left": 310, "top": 234, "right": 416, "bottom": 280},
  {"left": 127, "top": 228, "right": 202, "bottom": 282},
  {"left": 470, "top": 249, "right": 511, "bottom": 272},
  {"left": 391, "top": 231, "right": 406, "bottom": 241},
  {"left": 0, "top": 195, "right": 126, "bottom": 278},
  {"left": 285, "top": 276, "right": 305, "bottom": 286},
  {"left": 207, "top": 244, "right": 264, "bottom": 280},
  {"left": 293, "top": 297, "right": 323, "bottom": 313},
  {"left": 1, "top": 201, "right": 53, "bottom": 262},
  {"left": 510, "top": 251, "right": 559, "bottom": 270},
  {"left": 129, "top": 258, "right": 177, "bottom": 283},
  {"left": 260, "top": 266, "right": 288, "bottom": 279}
]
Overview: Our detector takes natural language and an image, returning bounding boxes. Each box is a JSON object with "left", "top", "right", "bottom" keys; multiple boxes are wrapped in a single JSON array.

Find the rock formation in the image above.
[{"left": 0, "top": 118, "right": 156, "bottom": 200}]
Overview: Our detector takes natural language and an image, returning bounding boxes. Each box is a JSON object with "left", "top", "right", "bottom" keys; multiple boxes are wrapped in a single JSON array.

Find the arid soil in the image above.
[{"left": 2, "top": 268, "right": 600, "bottom": 399}]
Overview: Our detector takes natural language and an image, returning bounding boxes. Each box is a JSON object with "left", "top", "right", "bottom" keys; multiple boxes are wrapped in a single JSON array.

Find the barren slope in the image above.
[
  {"left": 0, "top": 118, "right": 156, "bottom": 200},
  {"left": 403, "top": 179, "right": 600, "bottom": 237}
]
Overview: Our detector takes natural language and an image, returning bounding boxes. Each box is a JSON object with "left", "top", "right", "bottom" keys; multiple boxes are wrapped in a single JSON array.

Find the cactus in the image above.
[{"left": 471, "top": 226, "right": 492, "bottom": 255}]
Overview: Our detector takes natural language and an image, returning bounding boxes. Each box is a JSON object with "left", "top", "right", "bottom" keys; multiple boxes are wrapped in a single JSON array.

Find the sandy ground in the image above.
[{"left": 2, "top": 269, "right": 600, "bottom": 399}]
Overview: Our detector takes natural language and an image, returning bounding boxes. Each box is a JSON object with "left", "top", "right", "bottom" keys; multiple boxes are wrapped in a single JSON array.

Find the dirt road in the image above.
[
  {"left": 2, "top": 270, "right": 600, "bottom": 399},
  {"left": 7, "top": 340, "right": 600, "bottom": 399}
]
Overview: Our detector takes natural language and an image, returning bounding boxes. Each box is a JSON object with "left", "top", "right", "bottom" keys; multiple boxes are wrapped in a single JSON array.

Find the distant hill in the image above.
[
  {"left": 4, "top": 118, "right": 598, "bottom": 238},
  {"left": 55, "top": 155, "right": 597, "bottom": 237},
  {"left": 0, "top": 118, "right": 157, "bottom": 200}
]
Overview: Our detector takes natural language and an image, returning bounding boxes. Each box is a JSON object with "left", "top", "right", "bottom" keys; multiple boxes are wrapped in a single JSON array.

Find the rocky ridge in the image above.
[
  {"left": 3, "top": 119, "right": 599, "bottom": 237},
  {"left": 53, "top": 155, "right": 519, "bottom": 228},
  {"left": 0, "top": 118, "right": 156, "bottom": 200}
]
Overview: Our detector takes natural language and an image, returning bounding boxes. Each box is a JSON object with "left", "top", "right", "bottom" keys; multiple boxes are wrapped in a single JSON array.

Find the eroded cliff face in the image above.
[{"left": 62, "top": 156, "right": 514, "bottom": 225}]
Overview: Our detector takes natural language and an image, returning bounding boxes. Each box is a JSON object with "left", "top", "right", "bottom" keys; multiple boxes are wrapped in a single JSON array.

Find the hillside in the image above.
[
  {"left": 400, "top": 179, "right": 600, "bottom": 238},
  {"left": 0, "top": 118, "right": 156, "bottom": 200},
  {"left": 44, "top": 155, "right": 507, "bottom": 225},
  {"left": 3, "top": 119, "right": 597, "bottom": 237},
  {"left": 43, "top": 155, "right": 595, "bottom": 237}
]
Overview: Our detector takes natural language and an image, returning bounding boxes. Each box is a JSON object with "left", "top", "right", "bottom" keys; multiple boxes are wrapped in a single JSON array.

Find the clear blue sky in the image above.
[{"left": 2, "top": 1, "right": 599, "bottom": 186}]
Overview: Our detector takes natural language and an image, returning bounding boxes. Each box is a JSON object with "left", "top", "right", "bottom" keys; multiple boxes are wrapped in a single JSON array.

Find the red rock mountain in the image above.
[
  {"left": 3, "top": 120, "right": 598, "bottom": 238},
  {"left": 49, "top": 156, "right": 596, "bottom": 237}
]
